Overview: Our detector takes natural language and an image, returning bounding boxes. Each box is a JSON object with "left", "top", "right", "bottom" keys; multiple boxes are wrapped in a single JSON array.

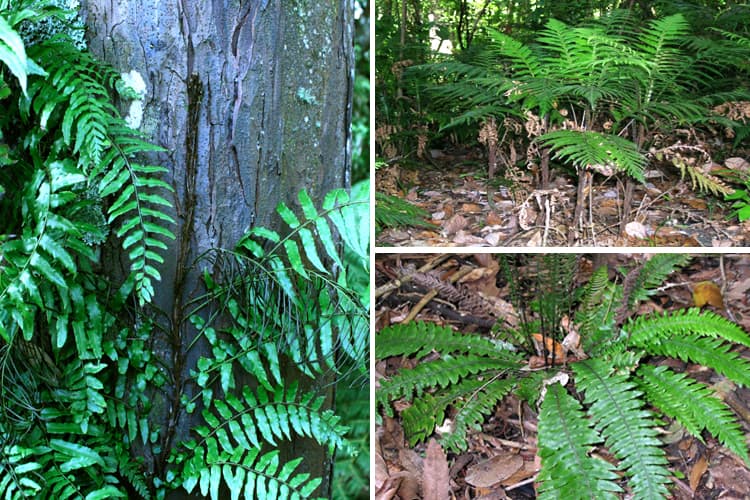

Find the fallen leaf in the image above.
[
  {"left": 442, "top": 214, "right": 469, "bottom": 236},
  {"left": 689, "top": 455, "right": 708, "bottom": 491},
  {"left": 693, "top": 281, "right": 724, "bottom": 308},
  {"left": 725, "top": 157, "right": 750, "bottom": 172},
  {"left": 624, "top": 221, "right": 653, "bottom": 239},
  {"left": 532, "top": 334, "right": 566, "bottom": 361},
  {"left": 465, "top": 454, "right": 524, "bottom": 488},
  {"left": 684, "top": 198, "right": 708, "bottom": 210},
  {"left": 461, "top": 203, "right": 483, "bottom": 213},
  {"left": 486, "top": 211, "right": 504, "bottom": 226},
  {"left": 423, "top": 439, "right": 450, "bottom": 500}
]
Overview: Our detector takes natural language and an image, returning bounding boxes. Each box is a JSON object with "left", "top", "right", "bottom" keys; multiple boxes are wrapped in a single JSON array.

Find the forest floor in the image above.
[
  {"left": 375, "top": 149, "right": 750, "bottom": 247},
  {"left": 374, "top": 253, "right": 750, "bottom": 500}
]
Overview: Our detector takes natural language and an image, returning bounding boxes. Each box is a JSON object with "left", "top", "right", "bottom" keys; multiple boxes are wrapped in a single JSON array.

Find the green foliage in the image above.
[
  {"left": 538, "top": 130, "right": 647, "bottom": 181},
  {"left": 574, "top": 359, "right": 671, "bottom": 499},
  {"left": 537, "top": 382, "right": 621, "bottom": 500},
  {"left": 170, "top": 181, "right": 370, "bottom": 498},
  {"left": 375, "top": 191, "right": 435, "bottom": 234},
  {"left": 409, "top": 10, "right": 749, "bottom": 199},
  {"left": 377, "top": 255, "right": 750, "bottom": 498},
  {"left": 376, "top": 321, "right": 523, "bottom": 451},
  {"left": 0, "top": 1, "right": 369, "bottom": 498}
]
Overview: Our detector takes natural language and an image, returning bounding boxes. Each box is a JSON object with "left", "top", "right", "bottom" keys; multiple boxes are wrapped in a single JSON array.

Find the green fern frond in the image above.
[
  {"left": 201, "top": 383, "right": 350, "bottom": 455},
  {"left": 401, "top": 378, "right": 486, "bottom": 446},
  {"left": 625, "top": 254, "right": 690, "bottom": 309},
  {"left": 627, "top": 308, "right": 750, "bottom": 348},
  {"left": 639, "top": 333, "right": 750, "bottom": 388},
  {"left": 537, "top": 382, "right": 621, "bottom": 500},
  {"left": 376, "top": 355, "right": 512, "bottom": 405},
  {"left": 375, "top": 191, "right": 434, "bottom": 234},
  {"left": 486, "top": 28, "right": 542, "bottom": 79},
  {"left": 574, "top": 359, "right": 671, "bottom": 499},
  {"left": 637, "top": 364, "right": 749, "bottom": 463},
  {"left": 440, "top": 378, "right": 514, "bottom": 452},
  {"left": 376, "top": 321, "right": 520, "bottom": 359},
  {"left": 537, "top": 130, "right": 647, "bottom": 181},
  {"left": 576, "top": 265, "right": 618, "bottom": 350},
  {"left": 174, "top": 382, "right": 349, "bottom": 499},
  {"left": 178, "top": 448, "right": 323, "bottom": 500}
]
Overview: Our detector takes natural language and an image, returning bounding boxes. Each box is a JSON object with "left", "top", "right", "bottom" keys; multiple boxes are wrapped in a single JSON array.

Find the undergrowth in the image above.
[
  {"left": 0, "top": 1, "right": 368, "bottom": 498},
  {"left": 376, "top": 254, "right": 750, "bottom": 499}
]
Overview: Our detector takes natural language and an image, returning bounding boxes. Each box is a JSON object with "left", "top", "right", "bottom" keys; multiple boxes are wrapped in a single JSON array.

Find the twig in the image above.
[
  {"left": 375, "top": 254, "right": 451, "bottom": 299},
  {"left": 505, "top": 475, "right": 538, "bottom": 491},
  {"left": 402, "top": 266, "right": 474, "bottom": 323}
]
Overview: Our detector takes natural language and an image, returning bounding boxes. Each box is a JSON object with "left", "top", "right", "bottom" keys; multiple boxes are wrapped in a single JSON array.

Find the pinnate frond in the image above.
[
  {"left": 537, "top": 382, "right": 621, "bottom": 500},
  {"left": 376, "top": 321, "right": 519, "bottom": 359},
  {"left": 637, "top": 364, "right": 749, "bottom": 463},
  {"left": 538, "top": 130, "right": 646, "bottom": 181},
  {"left": 627, "top": 308, "right": 750, "bottom": 348},
  {"left": 574, "top": 359, "right": 671, "bottom": 499}
]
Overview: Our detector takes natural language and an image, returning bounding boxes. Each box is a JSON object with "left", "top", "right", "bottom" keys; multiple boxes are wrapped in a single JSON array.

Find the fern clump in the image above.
[
  {"left": 0, "top": 2, "right": 369, "bottom": 498},
  {"left": 377, "top": 254, "right": 750, "bottom": 499}
]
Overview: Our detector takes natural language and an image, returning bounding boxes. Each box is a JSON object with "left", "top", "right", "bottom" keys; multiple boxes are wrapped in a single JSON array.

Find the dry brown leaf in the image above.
[
  {"left": 486, "top": 211, "right": 504, "bottom": 225},
  {"left": 689, "top": 455, "right": 708, "bottom": 491},
  {"left": 461, "top": 203, "right": 483, "bottom": 213},
  {"left": 423, "top": 439, "right": 451, "bottom": 500},
  {"left": 442, "top": 214, "right": 469, "bottom": 236},
  {"left": 693, "top": 281, "right": 724, "bottom": 308},
  {"left": 465, "top": 454, "right": 524, "bottom": 488}
]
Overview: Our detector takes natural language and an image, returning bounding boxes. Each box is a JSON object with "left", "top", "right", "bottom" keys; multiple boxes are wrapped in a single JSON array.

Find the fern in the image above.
[
  {"left": 172, "top": 383, "right": 349, "bottom": 500},
  {"left": 623, "top": 254, "right": 690, "bottom": 309},
  {"left": 574, "top": 359, "right": 671, "bottom": 499},
  {"left": 537, "top": 129, "right": 647, "bottom": 181},
  {"left": 378, "top": 256, "right": 750, "bottom": 499},
  {"left": 639, "top": 333, "right": 750, "bottom": 388},
  {"left": 637, "top": 364, "right": 749, "bottom": 463},
  {"left": 627, "top": 308, "right": 750, "bottom": 348},
  {"left": 537, "top": 382, "right": 621, "bottom": 500},
  {"left": 377, "top": 320, "right": 517, "bottom": 359},
  {"left": 375, "top": 191, "right": 434, "bottom": 234},
  {"left": 441, "top": 378, "right": 514, "bottom": 452}
]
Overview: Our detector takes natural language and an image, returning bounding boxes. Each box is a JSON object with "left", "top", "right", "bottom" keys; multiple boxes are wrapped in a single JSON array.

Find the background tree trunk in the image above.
[{"left": 80, "top": 0, "right": 353, "bottom": 493}]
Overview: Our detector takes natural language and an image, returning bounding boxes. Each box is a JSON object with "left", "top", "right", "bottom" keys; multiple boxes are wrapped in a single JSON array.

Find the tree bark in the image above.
[{"left": 81, "top": 0, "right": 353, "bottom": 493}]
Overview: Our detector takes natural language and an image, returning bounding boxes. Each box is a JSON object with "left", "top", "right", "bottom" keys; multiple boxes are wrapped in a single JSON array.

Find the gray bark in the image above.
[{"left": 81, "top": 0, "right": 353, "bottom": 493}]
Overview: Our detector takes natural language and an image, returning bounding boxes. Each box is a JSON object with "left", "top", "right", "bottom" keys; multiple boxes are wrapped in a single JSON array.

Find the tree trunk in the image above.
[{"left": 81, "top": 0, "right": 353, "bottom": 493}]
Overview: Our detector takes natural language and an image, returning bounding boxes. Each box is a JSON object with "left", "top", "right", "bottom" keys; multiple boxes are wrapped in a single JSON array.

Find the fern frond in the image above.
[
  {"left": 486, "top": 28, "right": 542, "bottom": 79},
  {"left": 375, "top": 191, "right": 434, "bottom": 233},
  {"left": 440, "top": 378, "right": 514, "bottom": 452},
  {"left": 401, "top": 378, "right": 486, "bottom": 446},
  {"left": 376, "top": 355, "right": 512, "bottom": 405},
  {"left": 202, "top": 383, "right": 350, "bottom": 455},
  {"left": 637, "top": 364, "right": 749, "bottom": 463},
  {"left": 574, "top": 359, "right": 671, "bottom": 499},
  {"left": 537, "top": 130, "right": 647, "bottom": 181},
  {"left": 576, "top": 265, "right": 619, "bottom": 353},
  {"left": 178, "top": 448, "right": 323, "bottom": 500},
  {"left": 627, "top": 308, "right": 750, "bottom": 348},
  {"left": 376, "top": 321, "right": 520, "bottom": 359},
  {"left": 174, "top": 382, "right": 349, "bottom": 499},
  {"left": 625, "top": 254, "right": 690, "bottom": 308},
  {"left": 639, "top": 333, "right": 750, "bottom": 388},
  {"left": 672, "top": 159, "right": 735, "bottom": 195},
  {"left": 537, "top": 382, "right": 621, "bottom": 500}
]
